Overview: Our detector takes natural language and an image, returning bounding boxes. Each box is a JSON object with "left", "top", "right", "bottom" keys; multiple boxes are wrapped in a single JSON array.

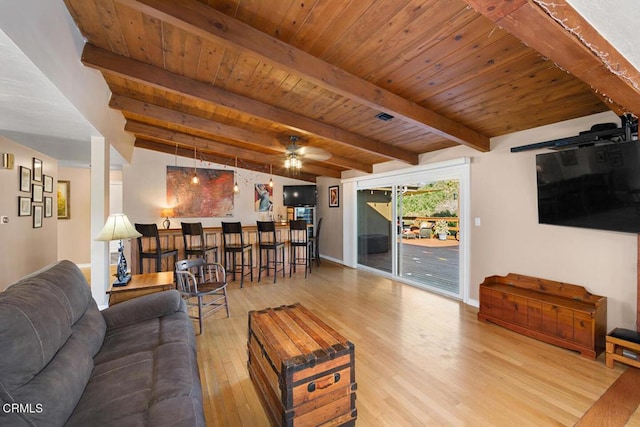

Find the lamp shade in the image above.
[
  {"left": 95, "top": 214, "right": 142, "bottom": 241},
  {"left": 161, "top": 208, "right": 174, "bottom": 218}
]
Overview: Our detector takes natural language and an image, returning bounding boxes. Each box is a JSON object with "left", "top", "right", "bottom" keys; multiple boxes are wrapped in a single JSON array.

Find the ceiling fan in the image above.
[{"left": 283, "top": 135, "right": 331, "bottom": 170}]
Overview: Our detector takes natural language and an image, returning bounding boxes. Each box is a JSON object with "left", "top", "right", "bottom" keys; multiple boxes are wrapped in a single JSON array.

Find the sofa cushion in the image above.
[
  {"left": 67, "top": 342, "right": 204, "bottom": 427},
  {"left": 66, "top": 297, "right": 204, "bottom": 427},
  {"left": 0, "top": 260, "right": 106, "bottom": 427},
  {"left": 101, "top": 288, "right": 183, "bottom": 331},
  {"left": 95, "top": 291, "right": 191, "bottom": 365}
]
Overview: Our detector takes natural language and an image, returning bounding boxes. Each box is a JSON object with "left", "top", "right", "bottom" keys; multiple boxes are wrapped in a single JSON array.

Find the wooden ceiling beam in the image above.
[
  {"left": 112, "top": 95, "right": 280, "bottom": 151},
  {"left": 126, "top": 121, "right": 343, "bottom": 178},
  {"left": 82, "top": 44, "right": 419, "bottom": 165},
  {"left": 113, "top": 0, "right": 490, "bottom": 152},
  {"left": 134, "top": 139, "right": 318, "bottom": 183},
  {"left": 111, "top": 95, "right": 373, "bottom": 173},
  {"left": 462, "top": 0, "right": 640, "bottom": 116}
]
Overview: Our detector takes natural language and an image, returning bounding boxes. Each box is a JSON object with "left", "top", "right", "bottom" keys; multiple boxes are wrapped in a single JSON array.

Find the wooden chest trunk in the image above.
[{"left": 247, "top": 303, "right": 357, "bottom": 426}]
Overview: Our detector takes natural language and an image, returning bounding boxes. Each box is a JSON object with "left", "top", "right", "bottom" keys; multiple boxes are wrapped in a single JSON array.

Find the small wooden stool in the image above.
[{"left": 606, "top": 328, "right": 640, "bottom": 368}]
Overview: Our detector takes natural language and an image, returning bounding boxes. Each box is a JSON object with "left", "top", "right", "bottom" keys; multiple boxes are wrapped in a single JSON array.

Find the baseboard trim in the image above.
[
  {"left": 467, "top": 297, "right": 479, "bottom": 308},
  {"left": 319, "top": 255, "right": 344, "bottom": 265}
]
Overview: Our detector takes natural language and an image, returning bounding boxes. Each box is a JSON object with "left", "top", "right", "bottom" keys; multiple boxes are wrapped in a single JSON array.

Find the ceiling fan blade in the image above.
[
  {"left": 281, "top": 135, "right": 331, "bottom": 161},
  {"left": 285, "top": 144, "right": 301, "bottom": 154},
  {"left": 299, "top": 146, "right": 331, "bottom": 161}
]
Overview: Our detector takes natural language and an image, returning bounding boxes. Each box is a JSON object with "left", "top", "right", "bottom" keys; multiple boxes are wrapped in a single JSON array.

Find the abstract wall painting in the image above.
[{"left": 166, "top": 166, "right": 234, "bottom": 217}]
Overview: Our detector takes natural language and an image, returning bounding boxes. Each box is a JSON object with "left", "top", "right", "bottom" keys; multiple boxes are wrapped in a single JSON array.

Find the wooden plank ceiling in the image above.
[{"left": 63, "top": 0, "right": 633, "bottom": 182}]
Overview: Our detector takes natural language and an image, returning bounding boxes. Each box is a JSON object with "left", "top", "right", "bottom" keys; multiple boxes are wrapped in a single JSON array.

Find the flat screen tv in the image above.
[
  {"left": 283, "top": 185, "right": 317, "bottom": 207},
  {"left": 536, "top": 140, "right": 640, "bottom": 233}
]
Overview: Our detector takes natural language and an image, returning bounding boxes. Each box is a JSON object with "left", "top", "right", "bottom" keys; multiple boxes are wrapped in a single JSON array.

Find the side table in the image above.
[{"left": 107, "top": 271, "right": 174, "bottom": 306}]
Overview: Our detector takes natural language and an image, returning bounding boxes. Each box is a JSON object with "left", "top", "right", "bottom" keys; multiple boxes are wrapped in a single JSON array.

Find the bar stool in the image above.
[
  {"left": 256, "top": 221, "right": 285, "bottom": 283},
  {"left": 181, "top": 222, "right": 218, "bottom": 263},
  {"left": 289, "top": 219, "right": 312, "bottom": 278},
  {"left": 221, "top": 222, "right": 253, "bottom": 287},
  {"left": 134, "top": 223, "right": 178, "bottom": 274},
  {"left": 309, "top": 217, "right": 322, "bottom": 267}
]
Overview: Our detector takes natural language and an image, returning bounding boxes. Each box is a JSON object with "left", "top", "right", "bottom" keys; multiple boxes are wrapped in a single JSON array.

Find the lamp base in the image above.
[
  {"left": 113, "top": 240, "right": 131, "bottom": 287},
  {"left": 112, "top": 274, "right": 132, "bottom": 287}
]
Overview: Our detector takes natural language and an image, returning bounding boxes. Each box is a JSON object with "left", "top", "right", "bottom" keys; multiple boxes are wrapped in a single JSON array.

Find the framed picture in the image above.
[
  {"left": 20, "top": 166, "right": 31, "bottom": 192},
  {"left": 44, "top": 197, "right": 52, "bottom": 218},
  {"left": 32, "top": 184, "right": 43, "bottom": 203},
  {"left": 43, "top": 175, "right": 53, "bottom": 193},
  {"left": 33, "top": 158, "right": 43, "bottom": 182},
  {"left": 329, "top": 185, "right": 339, "bottom": 208},
  {"left": 57, "top": 180, "right": 71, "bottom": 219},
  {"left": 254, "top": 183, "right": 273, "bottom": 212},
  {"left": 33, "top": 205, "right": 43, "bottom": 228},
  {"left": 18, "top": 196, "right": 31, "bottom": 217}
]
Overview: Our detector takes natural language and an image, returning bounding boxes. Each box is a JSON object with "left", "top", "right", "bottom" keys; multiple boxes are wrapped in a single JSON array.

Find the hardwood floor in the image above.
[
  {"left": 194, "top": 261, "right": 624, "bottom": 426},
  {"left": 576, "top": 368, "right": 640, "bottom": 426}
]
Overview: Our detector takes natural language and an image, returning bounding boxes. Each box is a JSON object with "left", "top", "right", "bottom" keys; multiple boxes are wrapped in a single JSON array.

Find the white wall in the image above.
[
  {"left": 0, "top": 137, "right": 57, "bottom": 289},
  {"left": 55, "top": 168, "right": 123, "bottom": 264},
  {"left": 419, "top": 111, "right": 636, "bottom": 330},
  {"left": 123, "top": 148, "right": 313, "bottom": 228},
  {"left": 316, "top": 177, "right": 343, "bottom": 261},
  {"left": 57, "top": 166, "right": 91, "bottom": 263}
]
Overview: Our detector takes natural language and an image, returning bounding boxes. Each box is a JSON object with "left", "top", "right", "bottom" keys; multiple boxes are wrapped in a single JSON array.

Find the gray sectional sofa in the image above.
[{"left": 0, "top": 260, "right": 205, "bottom": 426}]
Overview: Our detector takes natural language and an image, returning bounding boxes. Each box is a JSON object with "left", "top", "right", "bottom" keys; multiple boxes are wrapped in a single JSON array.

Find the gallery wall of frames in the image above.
[{"left": 17, "top": 157, "right": 59, "bottom": 228}]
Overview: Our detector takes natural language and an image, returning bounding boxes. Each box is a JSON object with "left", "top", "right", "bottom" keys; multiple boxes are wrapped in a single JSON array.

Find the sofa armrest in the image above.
[{"left": 101, "top": 290, "right": 184, "bottom": 330}]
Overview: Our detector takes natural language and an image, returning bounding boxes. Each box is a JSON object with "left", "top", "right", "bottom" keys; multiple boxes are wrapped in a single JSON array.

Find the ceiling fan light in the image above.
[{"left": 284, "top": 158, "right": 291, "bottom": 168}]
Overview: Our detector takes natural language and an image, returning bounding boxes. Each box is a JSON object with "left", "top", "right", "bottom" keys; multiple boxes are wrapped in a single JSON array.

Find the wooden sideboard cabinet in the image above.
[{"left": 478, "top": 273, "right": 607, "bottom": 359}]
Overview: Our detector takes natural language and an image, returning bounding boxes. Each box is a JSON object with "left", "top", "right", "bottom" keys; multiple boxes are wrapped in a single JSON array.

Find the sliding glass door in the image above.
[
  {"left": 357, "top": 187, "right": 393, "bottom": 273},
  {"left": 396, "top": 180, "right": 460, "bottom": 296},
  {"left": 350, "top": 159, "right": 468, "bottom": 301}
]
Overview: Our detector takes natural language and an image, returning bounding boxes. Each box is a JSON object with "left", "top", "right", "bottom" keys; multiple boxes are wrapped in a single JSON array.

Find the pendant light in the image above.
[
  {"left": 233, "top": 157, "right": 240, "bottom": 193},
  {"left": 268, "top": 164, "right": 274, "bottom": 188},
  {"left": 191, "top": 146, "right": 199, "bottom": 185}
]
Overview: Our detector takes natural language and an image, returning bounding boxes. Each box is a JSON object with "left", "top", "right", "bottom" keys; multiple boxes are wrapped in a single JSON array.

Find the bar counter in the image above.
[{"left": 131, "top": 223, "right": 292, "bottom": 274}]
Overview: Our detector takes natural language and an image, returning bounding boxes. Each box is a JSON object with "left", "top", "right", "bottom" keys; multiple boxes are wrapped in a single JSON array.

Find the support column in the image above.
[
  {"left": 90, "top": 136, "right": 110, "bottom": 308},
  {"left": 342, "top": 181, "right": 357, "bottom": 268}
]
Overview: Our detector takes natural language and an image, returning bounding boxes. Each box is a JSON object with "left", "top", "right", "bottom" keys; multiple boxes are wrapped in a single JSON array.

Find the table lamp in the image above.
[
  {"left": 161, "top": 207, "right": 174, "bottom": 229},
  {"left": 95, "top": 213, "right": 142, "bottom": 287}
]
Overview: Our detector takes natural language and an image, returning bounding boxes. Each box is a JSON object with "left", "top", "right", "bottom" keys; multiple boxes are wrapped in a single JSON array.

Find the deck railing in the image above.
[{"left": 403, "top": 216, "right": 459, "bottom": 234}]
